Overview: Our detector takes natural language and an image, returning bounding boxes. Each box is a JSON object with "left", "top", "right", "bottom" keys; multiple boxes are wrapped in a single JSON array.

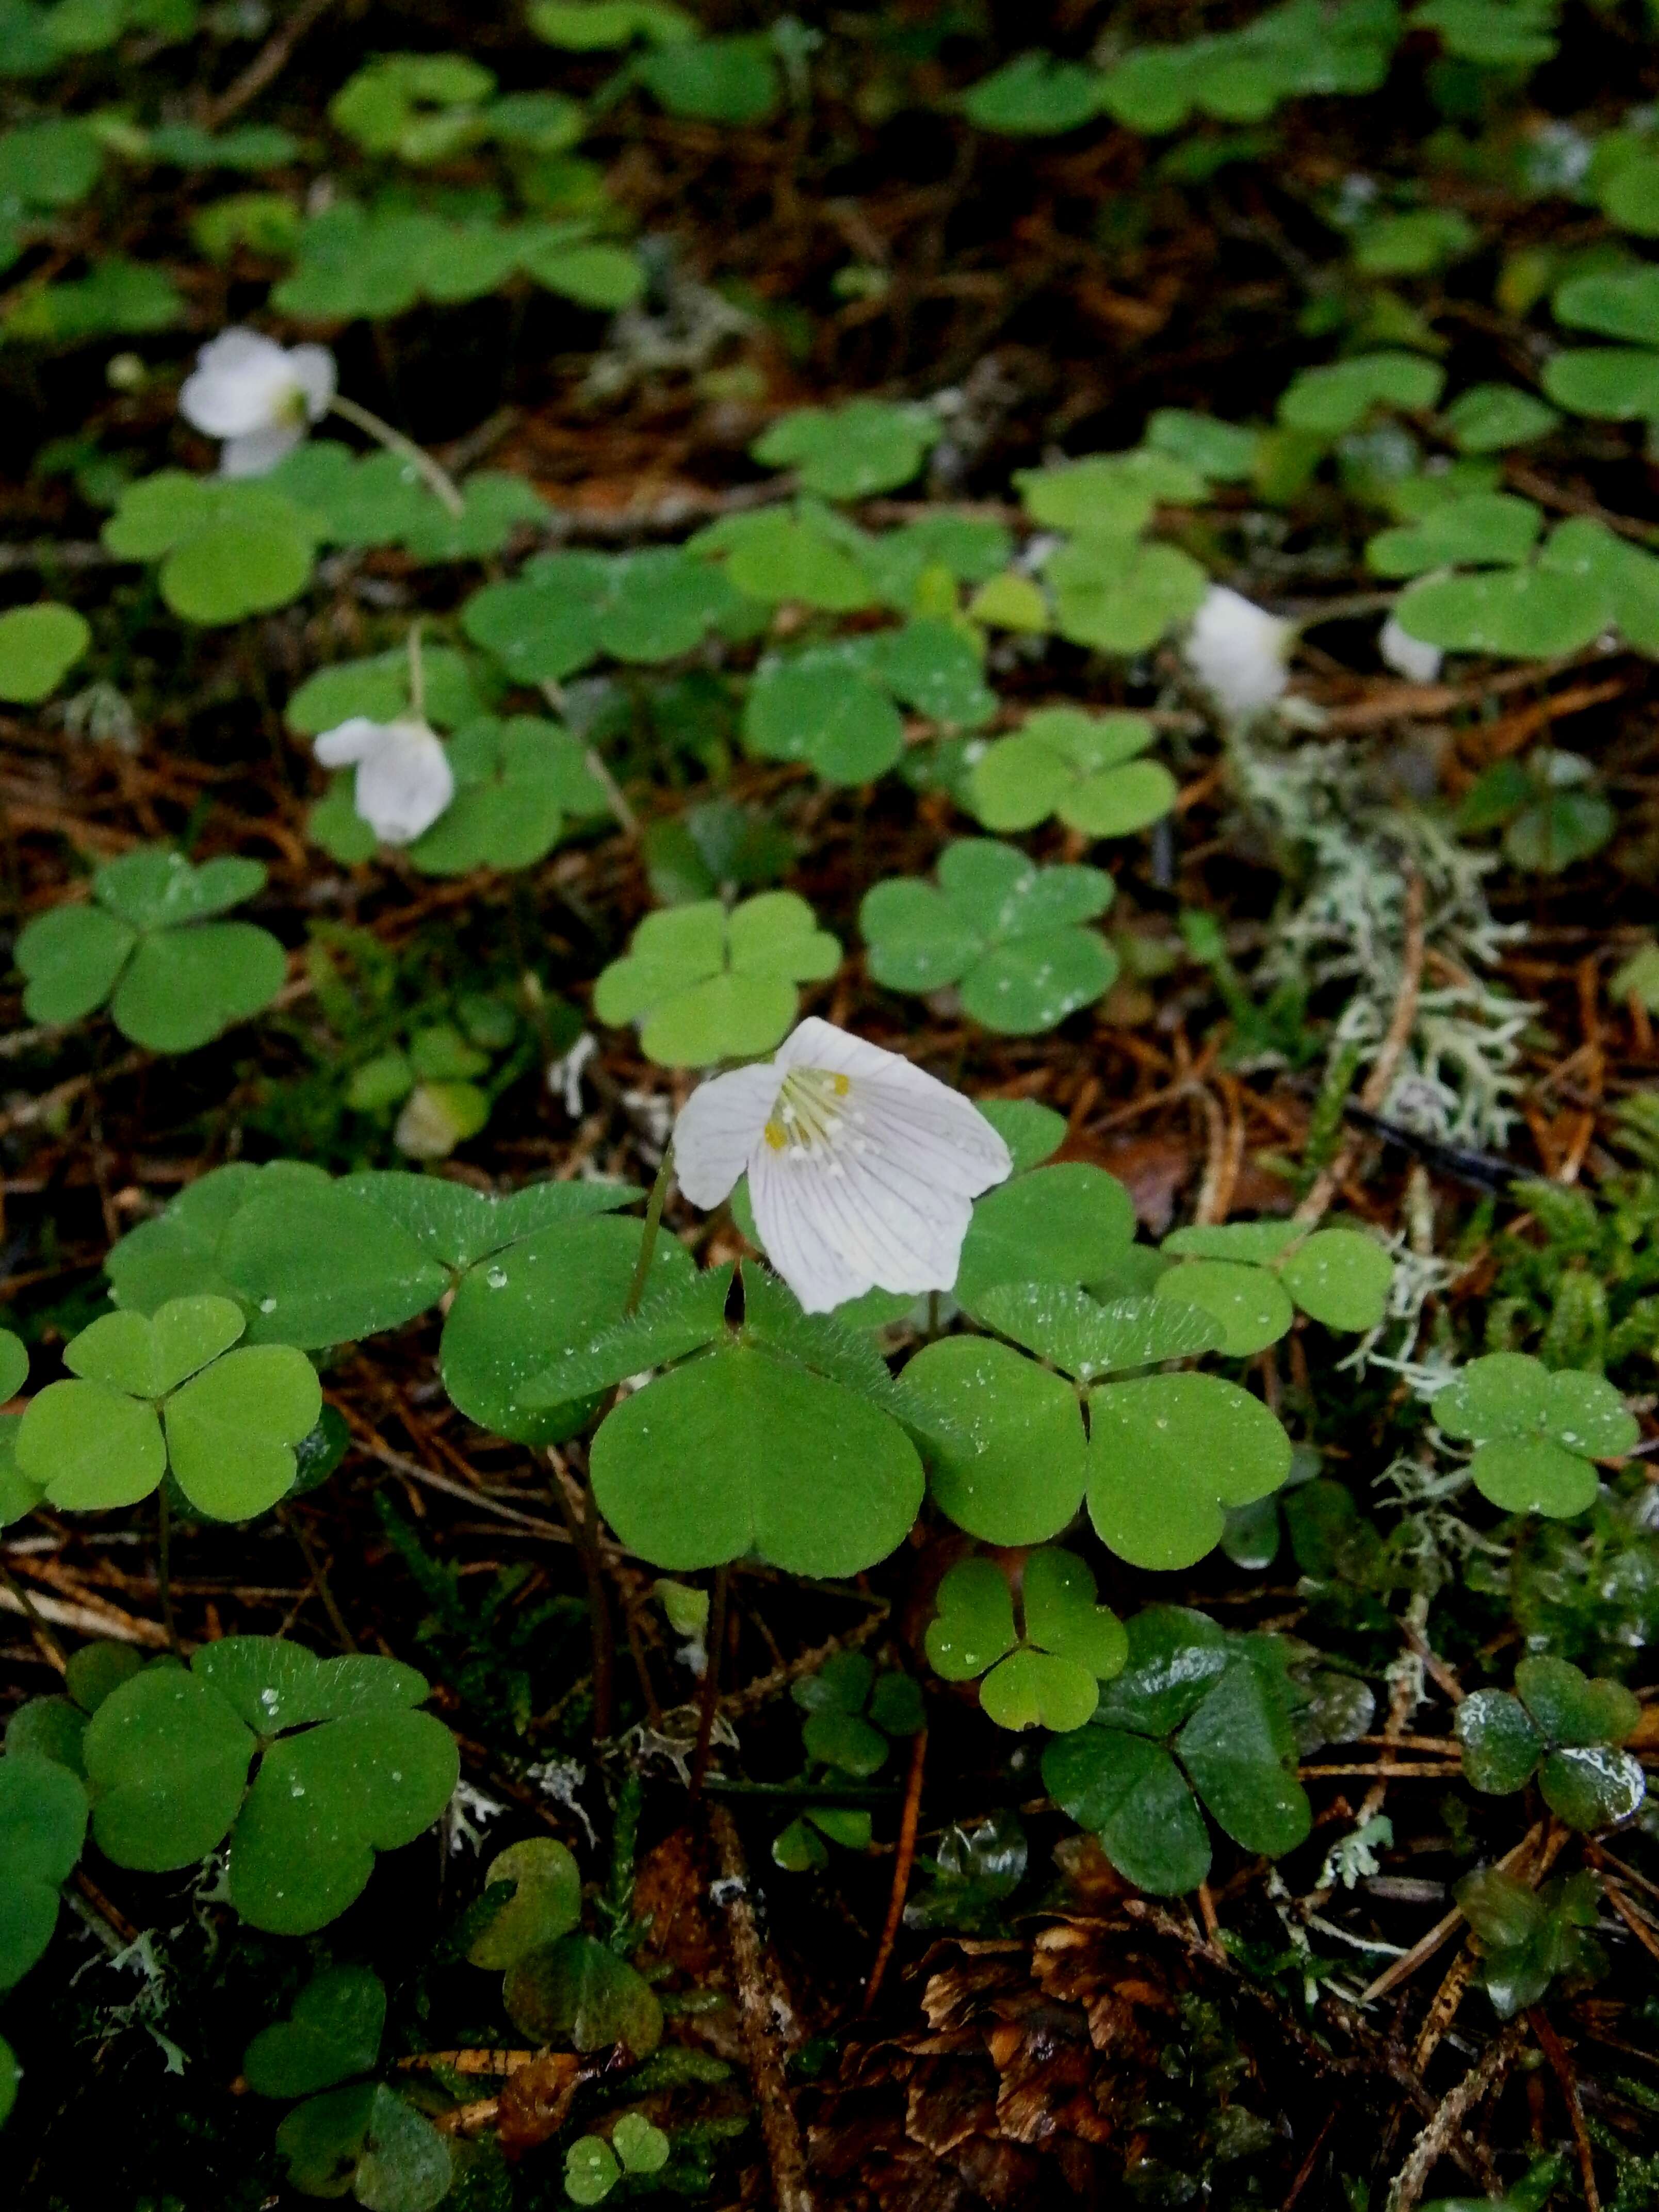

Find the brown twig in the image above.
[
  {"left": 200, "top": 0, "right": 339, "bottom": 128},
  {"left": 1388, "top": 2020, "right": 1527, "bottom": 2212},
  {"left": 1529, "top": 2009, "right": 1600, "bottom": 2212},
  {"left": 863, "top": 1724, "right": 927, "bottom": 2012},
  {"left": 707, "top": 1803, "right": 814, "bottom": 2212},
  {"left": 547, "top": 1452, "right": 615, "bottom": 1743},
  {"left": 1361, "top": 1824, "right": 1543, "bottom": 2005}
]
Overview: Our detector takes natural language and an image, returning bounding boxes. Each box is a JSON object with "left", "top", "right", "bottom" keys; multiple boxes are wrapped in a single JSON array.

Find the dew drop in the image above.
[
  {"left": 258, "top": 1297, "right": 278, "bottom": 1315},
  {"left": 486, "top": 1266, "right": 508, "bottom": 1289}
]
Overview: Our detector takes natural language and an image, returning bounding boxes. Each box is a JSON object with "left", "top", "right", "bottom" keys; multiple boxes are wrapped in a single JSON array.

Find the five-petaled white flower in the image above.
[
  {"left": 673, "top": 1017, "right": 1012, "bottom": 1314},
  {"left": 313, "top": 717, "right": 455, "bottom": 847},
  {"left": 1378, "top": 613, "right": 1443, "bottom": 685},
  {"left": 178, "top": 328, "right": 336, "bottom": 478},
  {"left": 1183, "top": 585, "right": 1293, "bottom": 722}
]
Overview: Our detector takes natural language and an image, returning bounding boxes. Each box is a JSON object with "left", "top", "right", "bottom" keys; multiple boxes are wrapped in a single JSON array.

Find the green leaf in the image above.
[
  {"left": 353, "top": 2086, "right": 453, "bottom": 2212},
  {"left": 64, "top": 1293, "right": 243, "bottom": 1397},
  {"left": 0, "top": 1332, "right": 26, "bottom": 1405},
  {"left": 4, "top": 256, "right": 183, "bottom": 344},
  {"left": 802, "top": 1706, "right": 888, "bottom": 1776},
  {"left": 1437, "top": 1352, "right": 1637, "bottom": 1455},
  {"left": 1162, "top": 1221, "right": 1301, "bottom": 1262},
  {"left": 961, "top": 51, "right": 1101, "bottom": 135},
  {"left": 191, "top": 1638, "right": 430, "bottom": 1732},
  {"left": 590, "top": 1344, "right": 923, "bottom": 1575},
  {"left": 219, "top": 1185, "right": 450, "bottom": 1348},
  {"left": 97, "top": 849, "right": 268, "bottom": 929},
  {"left": 695, "top": 508, "right": 876, "bottom": 612},
  {"left": 287, "top": 645, "right": 488, "bottom": 737},
  {"left": 1554, "top": 267, "right": 1659, "bottom": 345},
  {"left": 1087, "top": 1374, "right": 1292, "bottom": 1569},
  {"left": 565, "top": 2137, "right": 621, "bottom": 2205},
  {"left": 529, "top": 0, "right": 695, "bottom": 47},
  {"left": 1393, "top": 564, "right": 1609, "bottom": 658},
  {"left": 0, "top": 603, "right": 90, "bottom": 703},
  {"left": 981, "top": 1647, "right": 1103, "bottom": 1732},
  {"left": 637, "top": 32, "right": 778, "bottom": 124},
  {"left": 974, "top": 1282, "right": 1222, "bottom": 1378},
  {"left": 968, "top": 709, "right": 1174, "bottom": 839},
  {"left": 924, "top": 1557, "right": 1018, "bottom": 1681},
  {"left": 1353, "top": 206, "right": 1475, "bottom": 275},
  {"left": 523, "top": 1265, "right": 732, "bottom": 1405},
  {"left": 0, "top": 117, "right": 101, "bottom": 208},
  {"left": 441, "top": 1215, "right": 693, "bottom": 1445},
  {"left": 1515, "top": 1654, "right": 1640, "bottom": 1747},
  {"left": 1279, "top": 1228, "right": 1394, "bottom": 1331},
  {"left": 164, "top": 1345, "right": 322, "bottom": 1519},
  {"left": 275, "top": 2081, "right": 378, "bottom": 2198},
  {"left": 1153, "top": 1259, "right": 1295, "bottom": 1355},
  {"left": 753, "top": 400, "right": 937, "bottom": 499},
  {"left": 1047, "top": 536, "right": 1208, "bottom": 655},
  {"left": 1440, "top": 384, "right": 1560, "bottom": 454},
  {"left": 467, "top": 1837, "right": 583, "bottom": 1967},
  {"left": 1537, "top": 1747, "right": 1646, "bottom": 1830},
  {"left": 1542, "top": 347, "right": 1659, "bottom": 422},
  {"left": 1469, "top": 1437, "right": 1599, "bottom": 1517},
  {"left": 1366, "top": 493, "right": 1543, "bottom": 577},
  {"left": 16, "top": 1379, "right": 167, "bottom": 1510},
  {"left": 1539, "top": 518, "right": 1659, "bottom": 657},
  {"left": 1147, "top": 409, "right": 1261, "bottom": 481},
  {"left": 613, "top": 2110, "right": 670, "bottom": 2175},
  {"left": 1021, "top": 1545, "right": 1127, "bottom": 1680},
  {"left": 1455, "top": 1688, "right": 1542, "bottom": 1793},
  {"left": 1042, "top": 1727, "right": 1211, "bottom": 1894},
  {"left": 0, "top": 1753, "right": 88, "bottom": 1989},
  {"left": 6, "top": 1697, "right": 86, "bottom": 1773},
  {"left": 83, "top": 1667, "right": 253, "bottom": 1871},
  {"left": 1602, "top": 152, "right": 1659, "bottom": 236},
  {"left": 15, "top": 902, "right": 137, "bottom": 1024},
  {"left": 972, "top": 1099, "right": 1066, "bottom": 1176},
  {"left": 244, "top": 1966, "right": 388, "bottom": 2098},
  {"left": 230, "top": 1707, "right": 459, "bottom": 1933},
  {"left": 594, "top": 891, "right": 840, "bottom": 1065},
  {"left": 956, "top": 1163, "right": 1136, "bottom": 1307},
  {"left": 1016, "top": 451, "right": 1206, "bottom": 533},
  {"left": 109, "top": 921, "right": 287, "bottom": 1052},
  {"left": 1177, "top": 1656, "right": 1310, "bottom": 1857},
  {"left": 900, "top": 1335, "right": 1087, "bottom": 1545},
  {"left": 870, "top": 620, "right": 996, "bottom": 729},
  {"left": 742, "top": 654, "right": 905, "bottom": 785},
  {"left": 339, "top": 1170, "right": 639, "bottom": 1272},
  {"left": 502, "top": 1932, "right": 663, "bottom": 2055},
  {"left": 1095, "top": 1605, "right": 1231, "bottom": 1734},
  {"left": 1277, "top": 352, "right": 1445, "bottom": 436}
]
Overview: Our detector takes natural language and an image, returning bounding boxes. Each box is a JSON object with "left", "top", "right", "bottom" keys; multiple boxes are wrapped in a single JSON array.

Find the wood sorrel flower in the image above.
[
  {"left": 1183, "top": 584, "right": 1293, "bottom": 722},
  {"left": 1379, "top": 613, "right": 1443, "bottom": 684},
  {"left": 673, "top": 1017, "right": 1012, "bottom": 1313},
  {"left": 313, "top": 716, "right": 454, "bottom": 845},
  {"left": 178, "top": 328, "right": 336, "bottom": 478}
]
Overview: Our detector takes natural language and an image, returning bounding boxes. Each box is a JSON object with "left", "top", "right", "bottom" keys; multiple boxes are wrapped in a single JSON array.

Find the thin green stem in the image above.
[
  {"left": 406, "top": 619, "right": 426, "bottom": 722},
  {"left": 538, "top": 680, "right": 638, "bottom": 839},
  {"left": 329, "top": 393, "right": 465, "bottom": 518},
  {"left": 688, "top": 1561, "right": 728, "bottom": 1803},
  {"left": 624, "top": 1141, "right": 674, "bottom": 1317},
  {"left": 157, "top": 1484, "right": 179, "bottom": 1655}
]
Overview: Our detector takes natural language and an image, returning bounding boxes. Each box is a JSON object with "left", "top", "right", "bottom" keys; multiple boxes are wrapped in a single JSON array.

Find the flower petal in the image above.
[
  {"left": 352, "top": 722, "right": 454, "bottom": 846},
  {"left": 775, "top": 1017, "right": 1010, "bottom": 1195},
  {"left": 751, "top": 1126, "right": 976, "bottom": 1312},
  {"left": 289, "top": 344, "right": 338, "bottom": 424},
  {"left": 178, "top": 328, "right": 297, "bottom": 438},
  {"left": 219, "top": 421, "right": 305, "bottom": 478},
  {"left": 313, "top": 717, "right": 385, "bottom": 768},
  {"left": 672, "top": 1063, "right": 782, "bottom": 1208},
  {"left": 1183, "top": 585, "right": 1292, "bottom": 721}
]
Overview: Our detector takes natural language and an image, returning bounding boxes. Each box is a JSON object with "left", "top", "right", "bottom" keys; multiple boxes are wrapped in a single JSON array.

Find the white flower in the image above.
[
  {"left": 1379, "top": 614, "right": 1443, "bottom": 685},
  {"left": 178, "top": 328, "right": 336, "bottom": 478},
  {"left": 673, "top": 1017, "right": 1012, "bottom": 1314},
  {"left": 1183, "top": 585, "right": 1293, "bottom": 722},
  {"left": 313, "top": 716, "right": 454, "bottom": 846}
]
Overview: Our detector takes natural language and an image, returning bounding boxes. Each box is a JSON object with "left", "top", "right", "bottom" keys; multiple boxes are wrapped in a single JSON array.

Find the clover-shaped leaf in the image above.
[
  {"left": 17, "top": 1294, "right": 321, "bottom": 1518},
  {"left": 955, "top": 1161, "right": 1137, "bottom": 1307},
  {"left": 752, "top": 399, "right": 939, "bottom": 500},
  {"left": 1393, "top": 562, "right": 1608, "bottom": 659},
  {"left": 1456, "top": 1655, "right": 1644, "bottom": 1829},
  {"left": 794, "top": 1651, "right": 890, "bottom": 1776},
  {"left": 15, "top": 847, "right": 286, "bottom": 1052},
  {"left": 1456, "top": 1867, "right": 1606, "bottom": 2021},
  {"left": 968, "top": 708, "right": 1177, "bottom": 839},
  {"left": 1015, "top": 451, "right": 1206, "bottom": 534},
  {"left": 1087, "top": 1373, "right": 1292, "bottom": 1569},
  {"left": 102, "top": 472, "right": 318, "bottom": 624},
  {"left": 1047, "top": 535, "right": 1209, "bottom": 655},
  {"left": 593, "top": 891, "right": 840, "bottom": 1066},
  {"left": 1367, "top": 492, "right": 1543, "bottom": 578},
  {"left": 1043, "top": 1607, "right": 1309, "bottom": 1894},
  {"left": 245, "top": 1966, "right": 388, "bottom": 2098},
  {"left": 592, "top": 1343, "right": 923, "bottom": 1576},
  {"left": 1277, "top": 351, "right": 1445, "bottom": 436},
  {"left": 861, "top": 839, "right": 1116, "bottom": 1036},
  {"left": 691, "top": 505, "right": 876, "bottom": 612},
  {"left": 1441, "top": 384, "right": 1560, "bottom": 454},
  {"left": 0, "top": 1752, "right": 88, "bottom": 1990},
  {"left": 962, "top": 51, "right": 1101, "bottom": 134},
  {"left": 467, "top": 1837, "right": 584, "bottom": 1969},
  {"left": 288, "top": 645, "right": 490, "bottom": 737},
  {"left": 0, "top": 603, "right": 91, "bottom": 705},
  {"left": 1436, "top": 1351, "right": 1637, "bottom": 1516},
  {"left": 742, "top": 647, "right": 905, "bottom": 784},
  {"left": 83, "top": 1639, "right": 457, "bottom": 1932},
  {"left": 1156, "top": 1222, "right": 1394, "bottom": 1349},
  {"left": 928, "top": 1549, "right": 1127, "bottom": 1732},
  {"left": 276, "top": 2081, "right": 452, "bottom": 2212},
  {"left": 0, "top": 1332, "right": 27, "bottom": 1407},
  {"left": 901, "top": 1336, "right": 1087, "bottom": 1546},
  {"left": 341, "top": 1169, "right": 640, "bottom": 1275}
]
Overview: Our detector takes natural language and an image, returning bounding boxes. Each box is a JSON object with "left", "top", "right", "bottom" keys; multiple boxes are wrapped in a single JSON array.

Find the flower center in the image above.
[{"left": 763, "top": 1067, "right": 852, "bottom": 1156}]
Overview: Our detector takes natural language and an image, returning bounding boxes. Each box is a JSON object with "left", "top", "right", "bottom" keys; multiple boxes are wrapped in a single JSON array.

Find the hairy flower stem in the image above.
[
  {"left": 688, "top": 1562, "right": 729, "bottom": 1803},
  {"left": 329, "top": 393, "right": 466, "bottom": 518},
  {"left": 623, "top": 1141, "right": 674, "bottom": 1317}
]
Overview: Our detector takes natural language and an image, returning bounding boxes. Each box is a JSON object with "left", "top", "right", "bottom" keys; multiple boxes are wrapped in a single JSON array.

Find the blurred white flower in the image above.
[
  {"left": 1379, "top": 614, "right": 1443, "bottom": 685},
  {"left": 673, "top": 1016, "right": 1012, "bottom": 1313},
  {"left": 314, "top": 715, "right": 454, "bottom": 845},
  {"left": 1183, "top": 585, "right": 1293, "bottom": 722},
  {"left": 178, "top": 328, "right": 336, "bottom": 477}
]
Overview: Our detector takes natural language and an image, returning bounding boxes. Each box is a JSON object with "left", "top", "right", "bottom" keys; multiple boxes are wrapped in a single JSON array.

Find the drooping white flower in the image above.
[
  {"left": 1379, "top": 613, "right": 1443, "bottom": 685},
  {"left": 673, "top": 1017, "right": 1012, "bottom": 1314},
  {"left": 313, "top": 716, "right": 454, "bottom": 846},
  {"left": 1183, "top": 585, "right": 1293, "bottom": 722},
  {"left": 178, "top": 328, "right": 336, "bottom": 478}
]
